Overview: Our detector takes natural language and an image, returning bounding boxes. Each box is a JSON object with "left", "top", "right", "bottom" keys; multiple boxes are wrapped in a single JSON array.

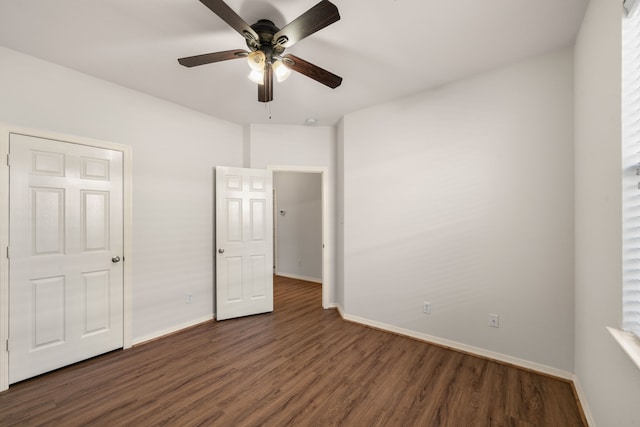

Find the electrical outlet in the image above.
[
  {"left": 489, "top": 314, "right": 499, "bottom": 328},
  {"left": 423, "top": 302, "right": 431, "bottom": 315},
  {"left": 186, "top": 293, "right": 193, "bottom": 304}
]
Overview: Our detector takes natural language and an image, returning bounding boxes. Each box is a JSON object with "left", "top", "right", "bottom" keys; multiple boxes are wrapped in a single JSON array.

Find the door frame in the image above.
[
  {"left": 272, "top": 187, "right": 278, "bottom": 274},
  {"left": 267, "top": 165, "right": 330, "bottom": 309},
  {"left": 0, "top": 124, "right": 133, "bottom": 392}
]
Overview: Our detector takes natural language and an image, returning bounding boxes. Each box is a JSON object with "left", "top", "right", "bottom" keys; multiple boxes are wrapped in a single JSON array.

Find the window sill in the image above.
[{"left": 607, "top": 327, "right": 640, "bottom": 371}]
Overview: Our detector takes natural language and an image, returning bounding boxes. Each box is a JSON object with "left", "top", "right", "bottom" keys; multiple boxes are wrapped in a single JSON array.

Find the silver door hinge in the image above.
[
  {"left": 6, "top": 154, "right": 10, "bottom": 166},
  {"left": 5, "top": 247, "right": 8, "bottom": 259},
  {"left": 5, "top": 339, "right": 8, "bottom": 352}
]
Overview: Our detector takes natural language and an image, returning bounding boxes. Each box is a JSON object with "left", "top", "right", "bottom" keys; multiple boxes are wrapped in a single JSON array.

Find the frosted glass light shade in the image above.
[
  {"left": 247, "top": 51, "right": 266, "bottom": 71},
  {"left": 248, "top": 69, "right": 264, "bottom": 84},
  {"left": 273, "top": 60, "right": 291, "bottom": 82}
]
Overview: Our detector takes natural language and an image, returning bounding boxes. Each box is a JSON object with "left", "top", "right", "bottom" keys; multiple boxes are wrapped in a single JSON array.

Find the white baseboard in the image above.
[
  {"left": 132, "top": 314, "right": 214, "bottom": 346},
  {"left": 571, "top": 374, "right": 596, "bottom": 426},
  {"left": 275, "top": 272, "right": 322, "bottom": 283},
  {"left": 331, "top": 303, "right": 591, "bottom": 423},
  {"left": 340, "top": 311, "right": 574, "bottom": 381}
]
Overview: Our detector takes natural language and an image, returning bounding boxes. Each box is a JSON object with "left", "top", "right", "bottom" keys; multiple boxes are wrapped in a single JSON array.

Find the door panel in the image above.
[
  {"left": 9, "top": 133, "right": 124, "bottom": 384},
  {"left": 251, "top": 255, "right": 267, "bottom": 298},
  {"left": 216, "top": 167, "right": 273, "bottom": 320},
  {"left": 227, "top": 199, "right": 242, "bottom": 242},
  {"left": 251, "top": 199, "right": 266, "bottom": 240},
  {"left": 33, "top": 276, "right": 65, "bottom": 348},
  {"left": 32, "top": 187, "right": 65, "bottom": 254},
  {"left": 82, "top": 190, "right": 109, "bottom": 251},
  {"left": 83, "top": 270, "right": 111, "bottom": 334}
]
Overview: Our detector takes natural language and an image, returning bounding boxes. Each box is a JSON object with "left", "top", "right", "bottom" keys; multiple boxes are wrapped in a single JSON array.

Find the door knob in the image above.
[
  {"left": 218, "top": 248, "right": 225, "bottom": 254},
  {"left": 112, "top": 256, "right": 121, "bottom": 263}
]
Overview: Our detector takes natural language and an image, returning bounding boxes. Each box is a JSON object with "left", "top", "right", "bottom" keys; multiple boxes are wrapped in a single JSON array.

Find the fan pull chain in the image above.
[{"left": 265, "top": 101, "right": 272, "bottom": 120}]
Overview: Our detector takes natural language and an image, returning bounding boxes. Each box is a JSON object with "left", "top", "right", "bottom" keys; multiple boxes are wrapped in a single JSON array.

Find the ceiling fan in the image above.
[{"left": 178, "top": 0, "right": 343, "bottom": 103}]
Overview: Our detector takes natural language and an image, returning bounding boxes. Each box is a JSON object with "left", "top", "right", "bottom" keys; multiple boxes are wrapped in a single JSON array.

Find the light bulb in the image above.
[
  {"left": 248, "top": 69, "right": 264, "bottom": 84},
  {"left": 273, "top": 60, "right": 291, "bottom": 82}
]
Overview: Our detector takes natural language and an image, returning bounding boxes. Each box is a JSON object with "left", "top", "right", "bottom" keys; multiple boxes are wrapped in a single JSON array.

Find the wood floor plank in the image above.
[{"left": 0, "top": 276, "right": 586, "bottom": 426}]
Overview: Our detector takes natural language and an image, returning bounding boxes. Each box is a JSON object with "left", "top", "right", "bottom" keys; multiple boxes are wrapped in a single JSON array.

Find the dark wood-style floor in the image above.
[{"left": 0, "top": 276, "right": 586, "bottom": 426}]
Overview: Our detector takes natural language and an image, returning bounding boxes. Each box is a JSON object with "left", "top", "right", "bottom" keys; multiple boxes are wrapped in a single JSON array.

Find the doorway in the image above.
[{"left": 268, "top": 166, "right": 330, "bottom": 308}]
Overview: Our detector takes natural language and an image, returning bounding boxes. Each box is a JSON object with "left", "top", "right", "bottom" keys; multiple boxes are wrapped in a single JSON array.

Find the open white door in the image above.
[
  {"left": 215, "top": 167, "right": 273, "bottom": 321},
  {"left": 8, "top": 133, "right": 124, "bottom": 384}
]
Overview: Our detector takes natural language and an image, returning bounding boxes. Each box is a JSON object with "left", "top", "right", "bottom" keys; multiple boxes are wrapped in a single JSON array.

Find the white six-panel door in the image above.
[
  {"left": 216, "top": 167, "right": 273, "bottom": 321},
  {"left": 9, "top": 134, "right": 124, "bottom": 384}
]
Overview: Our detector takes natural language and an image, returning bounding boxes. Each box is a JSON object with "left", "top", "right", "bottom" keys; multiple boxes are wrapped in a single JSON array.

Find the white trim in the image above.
[
  {"left": 340, "top": 311, "right": 574, "bottom": 381},
  {"left": 334, "top": 303, "right": 345, "bottom": 317},
  {"left": 0, "top": 131, "right": 9, "bottom": 392},
  {"left": 122, "top": 142, "right": 133, "bottom": 350},
  {"left": 333, "top": 304, "right": 589, "bottom": 420},
  {"left": 0, "top": 123, "right": 133, "bottom": 392},
  {"left": 267, "top": 165, "right": 331, "bottom": 309},
  {"left": 273, "top": 187, "right": 278, "bottom": 274},
  {"left": 572, "top": 373, "right": 596, "bottom": 427},
  {"left": 625, "top": 0, "right": 640, "bottom": 18},
  {"left": 132, "top": 315, "right": 214, "bottom": 346},
  {"left": 339, "top": 310, "right": 594, "bottom": 423},
  {"left": 608, "top": 326, "right": 640, "bottom": 371},
  {"left": 276, "top": 272, "right": 322, "bottom": 284}
]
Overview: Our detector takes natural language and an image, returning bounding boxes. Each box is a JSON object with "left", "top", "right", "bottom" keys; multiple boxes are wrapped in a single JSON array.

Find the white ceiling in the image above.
[{"left": 0, "top": 0, "right": 588, "bottom": 126}]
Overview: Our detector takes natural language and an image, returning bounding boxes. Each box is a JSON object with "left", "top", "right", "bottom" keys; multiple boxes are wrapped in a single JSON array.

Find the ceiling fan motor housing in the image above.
[{"left": 247, "top": 19, "right": 285, "bottom": 61}]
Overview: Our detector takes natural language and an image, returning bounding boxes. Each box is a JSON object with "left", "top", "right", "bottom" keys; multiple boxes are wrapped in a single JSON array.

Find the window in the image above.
[{"left": 622, "top": 0, "right": 640, "bottom": 340}]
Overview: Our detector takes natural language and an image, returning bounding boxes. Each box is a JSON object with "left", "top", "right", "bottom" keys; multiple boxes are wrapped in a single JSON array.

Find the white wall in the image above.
[
  {"left": 249, "top": 124, "right": 337, "bottom": 300},
  {"left": 0, "top": 47, "right": 243, "bottom": 343},
  {"left": 274, "top": 172, "right": 322, "bottom": 281},
  {"left": 574, "top": 1, "right": 640, "bottom": 425},
  {"left": 342, "top": 48, "right": 575, "bottom": 372}
]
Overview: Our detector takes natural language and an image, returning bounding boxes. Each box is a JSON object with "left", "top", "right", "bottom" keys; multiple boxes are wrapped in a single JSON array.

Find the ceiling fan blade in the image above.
[
  {"left": 199, "top": 0, "right": 259, "bottom": 46},
  {"left": 178, "top": 49, "right": 248, "bottom": 67},
  {"left": 283, "top": 54, "right": 342, "bottom": 89},
  {"left": 258, "top": 65, "right": 274, "bottom": 103},
  {"left": 272, "top": 0, "right": 340, "bottom": 49}
]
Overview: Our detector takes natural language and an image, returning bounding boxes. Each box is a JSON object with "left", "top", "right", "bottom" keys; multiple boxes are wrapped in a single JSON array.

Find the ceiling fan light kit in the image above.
[
  {"left": 248, "top": 68, "right": 265, "bottom": 85},
  {"left": 272, "top": 60, "right": 291, "bottom": 83},
  {"left": 178, "top": 0, "right": 343, "bottom": 103},
  {"left": 247, "top": 50, "right": 266, "bottom": 71}
]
